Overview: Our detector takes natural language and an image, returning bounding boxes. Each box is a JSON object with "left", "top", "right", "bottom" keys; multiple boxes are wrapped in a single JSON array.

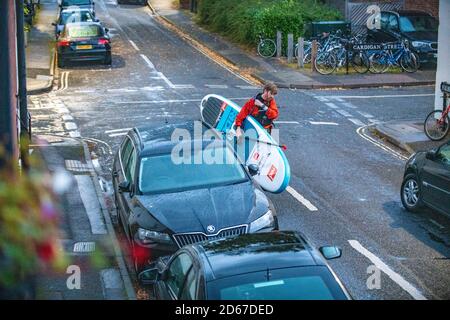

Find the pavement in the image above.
[
  {"left": 26, "top": 0, "right": 57, "bottom": 95},
  {"left": 148, "top": 0, "right": 436, "bottom": 90},
  {"left": 147, "top": 0, "right": 443, "bottom": 154}
]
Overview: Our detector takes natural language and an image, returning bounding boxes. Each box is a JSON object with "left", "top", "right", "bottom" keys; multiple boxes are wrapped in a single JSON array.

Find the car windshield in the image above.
[
  {"left": 67, "top": 25, "right": 102, "bottom": 38},
  {"left": 60, "top": 11, "right": 94, "bottom": 24},
  {"left": 207, "top": 266, "right": 348, "bottom": 300},
  {"left": 138, "top": 145, "right": 248, "bottom": 194},
  {"left": 399, "top": 16, "right": 438, "bottom": 32},
  {"left": 62, "top": 0, "right": 92, "bottom": 6}
]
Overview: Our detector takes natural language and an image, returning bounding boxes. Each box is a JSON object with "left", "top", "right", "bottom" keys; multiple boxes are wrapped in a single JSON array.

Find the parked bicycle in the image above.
[
  {"left": 368, "top": 40, "right": 419, "bottom": 73},
  {"left": 424, "top": 82, "right": 450, "bottom": 141},
  {"left": 257, "top": 34, "right": 276, "bottom": 58}
]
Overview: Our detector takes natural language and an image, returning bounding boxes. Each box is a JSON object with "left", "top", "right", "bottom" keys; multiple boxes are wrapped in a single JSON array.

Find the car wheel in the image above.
[
  {"left": 57, "top": 55, "right": 65, "bottom": 68},
  {"left": 104, "top": 53, "right": 112, "bottom": 65},
  {"left": 401, "top": 174, "right": 424, "bottom": 212}
]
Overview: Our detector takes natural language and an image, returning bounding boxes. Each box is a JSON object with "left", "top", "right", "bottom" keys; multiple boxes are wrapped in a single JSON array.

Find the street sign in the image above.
[
  {"left": 441, "top": 82, "right": 450, "bottom": 94},
  {"left": 352, "top": 42, "right": 402, "bottom": 51}
]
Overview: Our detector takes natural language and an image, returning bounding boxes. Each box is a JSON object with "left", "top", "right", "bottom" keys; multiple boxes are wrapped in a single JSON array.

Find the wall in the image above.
[{"left": 434, "top": 0, "right": 449, "bottom": 111}]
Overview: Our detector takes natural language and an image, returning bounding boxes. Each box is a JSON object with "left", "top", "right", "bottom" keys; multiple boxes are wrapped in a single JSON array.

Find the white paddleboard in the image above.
[{"left": 200, "top": 94, "right": 290, "bottom": 193}]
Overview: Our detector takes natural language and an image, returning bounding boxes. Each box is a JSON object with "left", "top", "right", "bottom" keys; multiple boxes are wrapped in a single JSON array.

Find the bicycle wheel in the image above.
[
  {"left": 257, "top": 39, "right": 276, "bottom": 58},
  {"left": 424, "top": 110, "right": 450, "bottom": 141},
  {"left": 369, "top": 52, "right": 389, "bottom": 74},
  {"left": 351, "top": 51, "right": 370, "bottom": 74},
  {"left": 400, "top": 51, "right": 419, "bottom": 73},
  {"left": 314, "top": 51, "right": 337, "bottom": 75}
]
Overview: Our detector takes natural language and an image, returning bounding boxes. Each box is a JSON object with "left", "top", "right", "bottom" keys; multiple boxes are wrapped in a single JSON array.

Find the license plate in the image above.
[{"left": 76, "top": 45, "right": 92, "bottom": 50}]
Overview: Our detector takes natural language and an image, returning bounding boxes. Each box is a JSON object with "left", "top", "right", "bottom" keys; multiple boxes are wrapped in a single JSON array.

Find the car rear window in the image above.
[
  {"left": 62, "top": 0, "right": 92, "bottom": 6},
  {"left": 67, "top": 25, "right": 102, "bottom": 38},
  {"left": 61, "top": 11, "right": 94, "bottom": 24}
]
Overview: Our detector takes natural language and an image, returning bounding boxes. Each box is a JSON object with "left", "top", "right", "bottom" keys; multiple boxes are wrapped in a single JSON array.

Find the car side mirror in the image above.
[
  {"left": 138, "top": 267, "right": 159, "bottom": 285},
  {"left": 118, "top": 180, "right": 131, "bottom": 193},
  {"left": 105, "top": 28, "right": 109, "bottom": 33},
  {"left": 426, "top": 150, "right": 437, "bottom": 160},
  {"left": 319, "top": 246, "right": 342, "bottom": 260},
  {"left": 247, "top": 164, "right": 259, "bottom": 176}
]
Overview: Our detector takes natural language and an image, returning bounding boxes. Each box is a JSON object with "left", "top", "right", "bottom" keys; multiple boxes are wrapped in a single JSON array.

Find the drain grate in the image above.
[
  {"left": 73, "top": 242, "right": 96, "bottom": 253},
  {"left": 65, "top": 160, "right": 92, "bottom": 173}
]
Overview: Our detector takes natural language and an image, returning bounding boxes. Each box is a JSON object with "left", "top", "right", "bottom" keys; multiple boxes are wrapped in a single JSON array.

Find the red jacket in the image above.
[{"left": 235, "top": 97, "right": 279, "bottom": 128}]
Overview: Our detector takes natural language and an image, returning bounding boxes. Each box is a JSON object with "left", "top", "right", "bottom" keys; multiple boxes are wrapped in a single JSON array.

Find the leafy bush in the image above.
[{"left": 197, "top": 0, "right": 342, "bottom": 47}]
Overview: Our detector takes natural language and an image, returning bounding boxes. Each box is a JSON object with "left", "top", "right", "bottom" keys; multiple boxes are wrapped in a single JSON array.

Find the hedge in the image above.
[{"left": 197, "top": 0, "right": 342, "bottom": 47}]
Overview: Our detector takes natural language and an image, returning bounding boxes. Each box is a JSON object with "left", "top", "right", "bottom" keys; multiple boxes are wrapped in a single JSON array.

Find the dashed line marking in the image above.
[
  {"left": 286, "top": 186, "right": 318, "bottom": 212},
  {"left": 348, "top": 118, "right": 366, "bottom": 127},
  {"left": 129, "top": 40, "right": 140, "bottom": 51},
  {"left": 275, "top": 121, "right": 300, "bottom": 124},
  {"left": 205, "top": 84, "right": 229, "bottom": 89},
  {"left": 357, "top": 111, "right": 375, "bottom": 118},
  {"left": 105, "top": 128, "right": 132, "bottom": 134},
  {"left": 140, "top": 54, "right": 156, "bottom": 70},
  {"left": 309, "top": 121, "right": 339, "bottom": 126},
  {"left": 348, "top": 240, "right": 427, "bottom": 300},
  {"left": 335, "top": 109, "right": 353, "bottom": 118}
]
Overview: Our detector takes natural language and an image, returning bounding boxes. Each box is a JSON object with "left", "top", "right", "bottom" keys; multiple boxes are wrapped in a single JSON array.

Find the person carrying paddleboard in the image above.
[{"left": 235, "top": 83, "right": 279, "bottom": 139}]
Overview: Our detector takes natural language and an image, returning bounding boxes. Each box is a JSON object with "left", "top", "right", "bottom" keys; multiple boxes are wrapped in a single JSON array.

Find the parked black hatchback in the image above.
[
  {"left": 139, "top": 231, "right": 351, "bottom": 300},
  {"left": 367, "top": 10, "right": 438, "bottom": 64},
  {"left": 401, "top": 140, "right": 450, "bottom": 216},
  {"left": 57, "top": 22, "right": 111, "bottom": 67}
]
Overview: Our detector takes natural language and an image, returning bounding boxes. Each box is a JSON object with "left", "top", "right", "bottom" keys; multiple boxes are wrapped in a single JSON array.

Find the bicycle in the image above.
[
  {"left": 424, "top": 82, "right": 450, "bottom": 141},
  {"left": 369, "top": 40, "right": 419, "bottom": 73},
  {"left": 257, "top": 34, "right": 276, "bottom": 58}
]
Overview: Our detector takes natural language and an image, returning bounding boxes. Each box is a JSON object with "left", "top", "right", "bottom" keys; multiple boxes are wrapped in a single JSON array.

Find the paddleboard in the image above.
[{"left": 200, "top": 94, "right": 290, "bottom": 194}]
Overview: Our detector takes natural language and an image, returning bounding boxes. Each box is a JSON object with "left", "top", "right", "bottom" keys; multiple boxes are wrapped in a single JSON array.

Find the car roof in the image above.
[
  {"left": 191, "top": 231, "right": 325, "bottom": 281},
  {"left": 383, "top": 10, "right": 433, "bottom": 17},
  {"left": 61, "top": 7, "right": 93, "bottom": 12}
]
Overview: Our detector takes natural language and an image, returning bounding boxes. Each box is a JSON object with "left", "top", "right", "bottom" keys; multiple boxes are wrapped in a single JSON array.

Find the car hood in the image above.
[
  {"left": 134, "top": 182, "right": 269, "bottom": 234},
  {"left": 404, "top": 31, "right": 437, "bottom": 42}
]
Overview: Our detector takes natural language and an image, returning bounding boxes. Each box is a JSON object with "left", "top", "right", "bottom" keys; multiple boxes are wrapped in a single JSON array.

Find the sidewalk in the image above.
[
  {"left": 26, "top": 0, "right": 57, "bottom": 95},
  {"left": 371, "top": 121, "right": 450, "bottom": 155},
  {"left": 148, "top": 0, "right": 435, "bottom": 89},
  {"left": 31, "top": 134, "right": 136, "bottom": 300}
]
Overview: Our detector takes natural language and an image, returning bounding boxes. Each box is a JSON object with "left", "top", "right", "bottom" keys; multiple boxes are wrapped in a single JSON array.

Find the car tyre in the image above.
[
  {"left": 57, "top": 55, "right": 65, "bottom": 68},
  {"left": 401, "top": 174, "right": 424, "bottom": 212},
  {"left": 104, "top": 53, "right": 112, "bottom": 65}
]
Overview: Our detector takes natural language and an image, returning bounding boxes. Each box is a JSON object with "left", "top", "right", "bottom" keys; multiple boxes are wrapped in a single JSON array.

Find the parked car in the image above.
[
  {"left": 367, "top": 10, "right": 438, "bottom": 64},
  {"left": 56, "top": 22, "right": 111, "bottom": 67},
  {"left": 117, "top": 0, "right": 147, "bottom": 5},
  {"left": 59, "top": 0, "right": 95, "bottom": 14},
  {"left": 112, "top": 122, "right": 278, "bottom": 273},
  {"left": 138, "top": 231, "right": 351, "bottom": 300},
  {"left": 401, "top": 140, "right": 450, "bottom": 216},
  {"left": 53, "top": 8, "right": 97, "bottom": 37}
]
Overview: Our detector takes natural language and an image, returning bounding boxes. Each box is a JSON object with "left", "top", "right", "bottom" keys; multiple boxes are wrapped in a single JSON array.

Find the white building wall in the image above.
[{"left": 434, "top": 0, "right": 450, "bottom": 110}]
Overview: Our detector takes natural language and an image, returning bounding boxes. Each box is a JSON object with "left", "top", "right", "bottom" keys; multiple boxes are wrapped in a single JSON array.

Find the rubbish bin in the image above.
[{"left": 304, "top": 21, "right": 351, "bottom": 39}]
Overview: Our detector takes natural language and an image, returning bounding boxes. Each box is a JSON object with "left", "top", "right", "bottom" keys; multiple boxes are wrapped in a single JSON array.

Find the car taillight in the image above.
[
  {"left": 57, "top": 40, "right": 70, "bottom": 47},
  {"left": 98, "top": 39, "right": 109, "bottom": 45}
]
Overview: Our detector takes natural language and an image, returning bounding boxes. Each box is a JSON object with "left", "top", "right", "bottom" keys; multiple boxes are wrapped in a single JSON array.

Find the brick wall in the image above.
[{"left": 405, "top": 0, "right": 439, "bottom": 17}]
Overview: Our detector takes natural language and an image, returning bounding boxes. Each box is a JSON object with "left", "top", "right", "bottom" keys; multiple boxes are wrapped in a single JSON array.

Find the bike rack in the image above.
[{"left": 441, "top": 82, "right": 450, "bottom": 109}]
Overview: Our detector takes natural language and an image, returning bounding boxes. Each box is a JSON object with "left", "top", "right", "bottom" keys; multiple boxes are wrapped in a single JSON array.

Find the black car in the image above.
[
  {"left": 59, "top": 0, "right": 95, "bottom": 14},
  {"left": 112, "top": 122, "right": 278, "bottom": 273},
  {"left": 401, "top": 140, "right": 450, "bottom": 216},
  {"left": 367, "top": 10, "right": 438, "bottom": 64},
  {"left": 57, "top": 22, "right": 111, "bottom": 67},
  {"left": 117, "top": 0, "right": 147, "bottom": 4},
  {"left": 53, "top": 8, "right": 97, "bottom": 37},
  {"left": 138, "top": 231, "right": 351, "bottom": 300}
]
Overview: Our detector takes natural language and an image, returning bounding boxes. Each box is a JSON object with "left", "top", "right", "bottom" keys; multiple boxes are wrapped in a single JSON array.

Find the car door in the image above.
[
  {"left": 421, "top": 143, "right": 450, "bottom": 215},
  {"left": 368, "top": 12, "right": 390, "bottom": 43},
  {"left": 155, "top": 252, "right": 194, "bottom": 300}
]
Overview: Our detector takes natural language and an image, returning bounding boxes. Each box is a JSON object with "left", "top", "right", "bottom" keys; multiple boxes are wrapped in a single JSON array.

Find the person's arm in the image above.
[
  {"left": 265, "top": 99, "right": 279, "bottom": 120},
  {"left": 235, "top": 99, "right": 254, "bottom": 127}
]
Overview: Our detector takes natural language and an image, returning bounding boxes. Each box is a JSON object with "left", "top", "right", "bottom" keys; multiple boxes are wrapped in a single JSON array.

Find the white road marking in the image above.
[
  {"left": 173, "top": 84, "right": 196, "bottom": 89},
  {"left": 317, "top": 94, "right": 434, "bottom": 99},
  {"left": 109, "top": 132, "right": 128, "bottom": 137},
  {"left": 107, "top": 88, "right": 138, "bottom": 93},
  {"left": 429, "top": 219, "right": 445, "bottom": 229},
  {"left": 309, "top": 121, "right": 339, "bottom": 126},
  {"left": 274, "top": 121, "right": 300, "bottom": 124},
  {"left": 348, "top": 118, "right": 366, "bottom": 127},
  {"left": 105, "top": 128, "right": 132, "bottom": 134},
  {"left": 356, "top": 126, "right": 408, "bottom": 161},
  {"left": 341, "top": 102, "right": 358, "bottom": 109},
  {"left": 112, "top": 97, "right": 250, "bottom": 104},
  {"left": 357, "top": 111, "right": 375, "bottom": 118},
  {"left": 348, "top": 240, "right": 427, "bottom": 300},
  {"left": 316, "top": 97, "right": 330, "bottom": 102},
  {"left": 140, "top": 54, "right": 156, "bottom": 70},
  {"left": 76, "top": 175, "right": 107, "bottom": 235},
  {"left": 335, "top": 109, "right": 353, "bottom": 118},
  {"left": 236, "top": 85, "right": 259, "bottom": 90},
  {"left": 286, "top": 186, "right": 318, "bottom": 212},
  {"left": 205, "top": 84, "right": 229, "bottom": 89},
  {"left": 69, "top": 131, "right": 81, "bottom": 138},
  {"left": 129, "top": 40, "right": 140, "bottom": 51},
  {"left": 62, "top": 115, "right": 74, "bottom": 121},
  {"left": 157, "top": 72, "right": 176, "bottom": 88},
  {"left": 325, "top": 102, "right": 339, "bottom": 109}
]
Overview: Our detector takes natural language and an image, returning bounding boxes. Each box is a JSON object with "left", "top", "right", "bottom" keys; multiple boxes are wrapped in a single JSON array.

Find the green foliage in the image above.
[{"left": 197, "top": 0, "right": 342, "bottom": 47}]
